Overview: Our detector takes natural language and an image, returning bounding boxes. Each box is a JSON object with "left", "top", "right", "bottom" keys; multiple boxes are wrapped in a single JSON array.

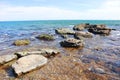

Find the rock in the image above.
[
  {"left": 38, "top": 48, "right": 60, "bottom": 57},
  {"left": 88, "top": 24, "right": 112, "bottom": 35},
  {"left": 15, "top": 48, "right": 60, "bottom": 57},
  {"left": 88, "top": 67, "right": 105, "bottom": 74},
  {"left": 13, "top": 39, "right": 30, "bottom": 46},
  {"left": 60, "top": 38, "right": 84, "bottom": 48},
  {"left": 55, "top": 28, "right": 75, "bottom": 35},
  {"left": 74, "top": 31, "right": 93, "bottom": 39},
  {"left": 29, "top": 36, "right": 36, "bottom": 41},
  {"left": 73, "top": 23, "right": 90, "bottom": 31},
  {"left": 94, "top": 68, "right": 105, "bottom": 74},
  {"left": 15, "top": 52, "right": 29, "bottom": 57},
  {"left": 0, "top": 54, "right": 17, "bottom": 65},
  {"left": 12, "top": 55, "right": 47, "bottom": 76},
  {"left": 60, "top": 34, "right": 68, "bottom": 39},
  {"left": 36, "top": 34, "right": 54, "bottom": 41}
]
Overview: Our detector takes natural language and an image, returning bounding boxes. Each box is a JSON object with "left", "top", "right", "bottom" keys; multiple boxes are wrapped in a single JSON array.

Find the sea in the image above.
[
  {"left": 0, "top": 20, "right": 120, "bottom": 79},
  {"left": 0, "top": 20, "right": 120, "bottom": 51}
]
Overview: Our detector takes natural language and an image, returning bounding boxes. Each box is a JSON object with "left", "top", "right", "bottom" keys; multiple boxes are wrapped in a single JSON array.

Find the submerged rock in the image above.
[
  {"left": 13, "top": 39, "right": 30, "bottom": 46},
  {"left": 55, "top": 28, "right": 75, "bottom": 35},
  {"left": 74, "top": 31, "right": 93, "bottom": 39},
  {"left": 15, "top": 48, "right": 60, "bottom": 57},
  {"left": 73, "top": 23, "right": 90, "bottom": 31},
  {"left": 36, "top": 34, "right": 54, "bottom": 41},
  {"left": 12, "top": 55, "right": 47, "bottom": 76},
  {"left": 88, "top": 67, "right": 105, "bottom": 74},
  {"left": 0, "top": 54, "right": 17, "bottom": 65},
  {"left": 88, "top": 24, "right": 112, "bottom": 35},
  {"left": 60, "top": 38, "right": 84, "bottom": 48}
]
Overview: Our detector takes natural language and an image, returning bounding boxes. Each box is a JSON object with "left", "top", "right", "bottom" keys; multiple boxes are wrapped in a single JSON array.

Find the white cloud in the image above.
[
  {"left": 0, "top": 6, "right": 83, "bottom": 21},
  {"left": 0, "top": 0, "right": 120, "bottom": 21},
  {"left": 79, "top": 0, "right": 120, "bottom": 20}
]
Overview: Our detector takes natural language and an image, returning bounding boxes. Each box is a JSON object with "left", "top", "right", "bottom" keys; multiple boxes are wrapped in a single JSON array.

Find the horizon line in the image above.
[{"left": 0, "top": 19, "right": 120, "bottom": 22}]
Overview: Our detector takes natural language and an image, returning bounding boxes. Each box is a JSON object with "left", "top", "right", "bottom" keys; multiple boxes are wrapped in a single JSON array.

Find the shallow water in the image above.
[
  {"left": 0, "top": 20, "right": 120, "bottom": 51},
  {"left": 0, "top": 20, "right": 120, "bottom": 79}
]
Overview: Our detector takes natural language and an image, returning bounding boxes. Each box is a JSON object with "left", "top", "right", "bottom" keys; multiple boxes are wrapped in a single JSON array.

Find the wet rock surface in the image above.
[
  {"left": 60, "top": 38, "right": 84, "bottom": 48},
  {"left": 0, "top": 54, "right": 17, "bottom": 65},
  {"left": 12, "top": 55, "right": 48, "bottom": 76},
  {"left": 55, "top": 28, "right": 75, "bottom": 35},
  {"left": 13, "top": 39, "right": 30, "bottom": 46},
  {"left": 74, "top": 31, "right": 93, "bottom": 39},
  {"left": 36, "top": 34, "right": 54, "bottom": 41},
  {"left": 73, "top": 23, "right": 90, "bottom": 31},
  {"left": 15, "top": 48, "right": 60, "bottom": 57},
  {"left": 88, "top": 24, "right": 112, "bottom": 35}
]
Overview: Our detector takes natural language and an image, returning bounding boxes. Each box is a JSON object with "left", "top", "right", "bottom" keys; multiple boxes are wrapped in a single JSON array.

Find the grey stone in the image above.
[
  {"left": 74, "top": 31, "right": 93, "bottom": 39},
  {"left": 55, "top": 28, "right": 75, "bottom": 35},
  {"left": 73, "top": 23, "right": 90, "bottom": 31},
  {"left": 60, "top": 38, "right": 84, "bottom": 48},
  {"left": 12, "top": 55, "right": 47, "bottom": 76},
  {"left": 0, "top": 54, "right": 17, "bottom": 65},
  {"left": 15, "top": 48, "right": 60, "bottom": 57}
]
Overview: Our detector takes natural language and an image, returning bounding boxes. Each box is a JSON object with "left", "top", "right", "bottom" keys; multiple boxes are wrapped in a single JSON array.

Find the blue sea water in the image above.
[
  {"left": 0, "top": 20, "right": 120, "bottom": 78},
  {"left": 0, "top": 20, "right": 120, "bottom": 50}
]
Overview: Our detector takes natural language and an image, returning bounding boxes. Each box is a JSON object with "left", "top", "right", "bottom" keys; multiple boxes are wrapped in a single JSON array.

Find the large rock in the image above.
[
  {"left": 55, "top": 28, "right": 75, "bottom": 35},
  {"left": 74, "top": 31, "right": 93, "bottom": 39},
  {"left": 88, "top": 24, "right": 112, "bottom": 35},
  {"left": 13, "top": 39, "right": 30, "bottom": 46},
  {"left": 73, "top": 23, "right": 90, "bottom": 31},
  {"left": 60, "top": 38, "right": 84, "bottom": 48},
  {"left": 36, "top": 34, "right": 54, "bottom": 41},
  {"left": 12, "top": 55, "right": 48, "bottom": 76},
  {"left": 15, "top": 48, "right": 60, "bottom": 57},
  {"left": 0, "top": 54, "right": 17, "bottom": 65}
]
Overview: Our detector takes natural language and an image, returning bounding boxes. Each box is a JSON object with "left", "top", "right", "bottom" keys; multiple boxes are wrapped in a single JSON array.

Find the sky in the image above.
[{"left": 0, "top": 0, "right": 120, "bottom": 21}]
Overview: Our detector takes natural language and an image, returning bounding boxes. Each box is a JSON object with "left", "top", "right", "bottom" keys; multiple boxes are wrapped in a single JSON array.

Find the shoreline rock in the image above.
[
  {"left": 60, "top": 38, "right": 84, "bottom": 48},
  {"left": 55, "top": 28, "right": 75, "bottom": 35},
  {"left": 15, "top": 48, "right": 60, "bottom": 57},
  {"left": 12, "top": 55, "right": 48, "bottom": 76},
  {"left": 88, "top": 24, "right": 112, "bottom": 35},
  {"left": 74, "top": 31, "right": 93, "bottom": 39},
  {"left": 73, "top": 23, "right": 90, "bottom": 31},
  {"left": 13, "top": 39, "right": 30, "bottom": 46},
  {"left": 0, "top": 54, "right": 17, "bottom": 65},
  {"left": 36, "top": 34, "right": 54, "bottom": 41}
]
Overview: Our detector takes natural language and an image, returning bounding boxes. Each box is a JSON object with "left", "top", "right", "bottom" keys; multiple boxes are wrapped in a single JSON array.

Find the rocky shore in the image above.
[{"left": 0, "top": 23, "right": 120, "bottom": 80}]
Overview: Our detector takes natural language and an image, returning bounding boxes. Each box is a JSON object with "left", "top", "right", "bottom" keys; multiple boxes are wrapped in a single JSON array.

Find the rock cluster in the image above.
[
  {"left": 88, "top": 24, "right": 112, "bottom": 35},
  {"left": 73, "top": 23, "right": 112, "bottom": 35},
  {"left": 15, "top": 48, "right": 60, "bottom": 57},
  {"left": 0, "top": 48, "right": 59, "bottom": 76}
]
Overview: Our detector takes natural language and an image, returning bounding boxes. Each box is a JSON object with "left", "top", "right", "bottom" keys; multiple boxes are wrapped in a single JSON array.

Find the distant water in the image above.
[{"left": 0, "top": 20, "right": 120, "bottom": 50}]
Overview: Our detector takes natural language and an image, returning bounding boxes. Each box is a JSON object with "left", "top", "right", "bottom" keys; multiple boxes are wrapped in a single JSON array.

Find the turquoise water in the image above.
[
  {"left": 0, "top": 20, "right": 120, "bottom": 30},
  {"left": 0, "top": 20, "right": 120, "bottom": 50}
]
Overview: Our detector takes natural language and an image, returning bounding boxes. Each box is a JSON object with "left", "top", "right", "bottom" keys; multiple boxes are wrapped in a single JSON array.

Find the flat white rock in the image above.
[
  {"left": 12, "top": 55, "right": 47, "bottom": 76},
  {"left": 0, "top": 54, "right": 17, "bottom": 65}
]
